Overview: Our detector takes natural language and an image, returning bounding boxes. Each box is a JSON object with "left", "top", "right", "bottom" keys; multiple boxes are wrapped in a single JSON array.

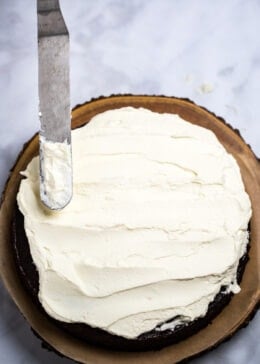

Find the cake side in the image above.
[{"left": 12, "top": 206, "right": 249, "bottom": 351}]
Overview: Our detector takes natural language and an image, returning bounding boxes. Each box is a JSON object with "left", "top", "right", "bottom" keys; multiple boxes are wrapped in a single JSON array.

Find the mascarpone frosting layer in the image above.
[
  {"left": 39, "top": 137, "right": 72, "bottom": 209},
  {"left": 17, "top": 107, "right": 252, "bottom": 339}
]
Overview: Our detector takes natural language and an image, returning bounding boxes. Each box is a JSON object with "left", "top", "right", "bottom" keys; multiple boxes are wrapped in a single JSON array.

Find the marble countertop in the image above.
[{"left": 0, "top": 0, "right": 259, "bottom": 363}]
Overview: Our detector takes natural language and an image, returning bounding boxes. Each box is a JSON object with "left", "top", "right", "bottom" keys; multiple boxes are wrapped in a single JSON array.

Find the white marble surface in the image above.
[{"left": 0, "top": 0, "right": 259, "bottom": 363}]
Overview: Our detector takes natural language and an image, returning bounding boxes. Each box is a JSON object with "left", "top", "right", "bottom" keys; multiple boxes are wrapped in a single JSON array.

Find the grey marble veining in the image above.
[{"left": 0, "top": 0, "right": 259, "bottom": 363}]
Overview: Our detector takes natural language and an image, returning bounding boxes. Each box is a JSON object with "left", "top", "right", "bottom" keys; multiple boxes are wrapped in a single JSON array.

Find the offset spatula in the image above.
[{"left": 37, "top": 0, "right": 72, "bottom": 210}]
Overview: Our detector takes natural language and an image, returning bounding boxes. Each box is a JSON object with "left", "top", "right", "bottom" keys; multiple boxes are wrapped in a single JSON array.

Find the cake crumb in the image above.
[{"left": 199, "top": 83, "right": 214, "bottom": 94}]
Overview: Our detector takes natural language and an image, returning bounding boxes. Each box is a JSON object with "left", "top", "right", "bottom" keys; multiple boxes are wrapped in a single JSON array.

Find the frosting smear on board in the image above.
[{"left": 17, "top": 107, "right": 252, "bottom": 339}]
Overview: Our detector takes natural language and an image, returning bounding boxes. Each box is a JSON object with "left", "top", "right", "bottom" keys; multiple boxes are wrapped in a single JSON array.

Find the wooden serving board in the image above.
[{"left": 0, "top": 95, "right": 259, "bottom": 364}]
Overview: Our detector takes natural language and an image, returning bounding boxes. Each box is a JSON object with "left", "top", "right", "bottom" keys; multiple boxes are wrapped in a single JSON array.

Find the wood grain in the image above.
[{"left": 0, "top": 95, "right": 259, "bottom": 364}]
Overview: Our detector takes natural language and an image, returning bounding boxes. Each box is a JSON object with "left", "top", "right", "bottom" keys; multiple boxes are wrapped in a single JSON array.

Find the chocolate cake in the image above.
[
  {"left": 12, "top": 207, "right": 249, "bottom": 351},
  {"left": 12, "top": 108, "right": 250, "bottom": 351}
]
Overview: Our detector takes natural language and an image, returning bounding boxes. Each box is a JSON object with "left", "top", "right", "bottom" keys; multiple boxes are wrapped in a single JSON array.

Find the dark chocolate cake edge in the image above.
[
  {"left": 12, "top": 205, "right": 252, "bottom": 353},
  {"left": 2, "top": 94, "right": 259, "bottom": 362},
  {"left": 31, "top": 301, "right": 260, "bottom": 364}
]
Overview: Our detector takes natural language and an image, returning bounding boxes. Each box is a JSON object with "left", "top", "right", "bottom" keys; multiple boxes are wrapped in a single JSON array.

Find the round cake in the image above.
[{"left": 13, "top": 106, "right": 252, "bottom": 351}]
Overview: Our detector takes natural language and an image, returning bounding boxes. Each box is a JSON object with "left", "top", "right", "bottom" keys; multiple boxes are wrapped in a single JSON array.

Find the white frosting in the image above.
[
  {"left": 39, "top": 137, "right": 72, "bottom": 210},
  {"left": 17, "top": 107, "right": 252, "bottom": 339}
]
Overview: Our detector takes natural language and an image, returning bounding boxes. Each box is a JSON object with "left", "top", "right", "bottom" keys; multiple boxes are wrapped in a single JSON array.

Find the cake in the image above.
[{"left": 13, "top": 106, "right": 252, "bottom": 351}]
